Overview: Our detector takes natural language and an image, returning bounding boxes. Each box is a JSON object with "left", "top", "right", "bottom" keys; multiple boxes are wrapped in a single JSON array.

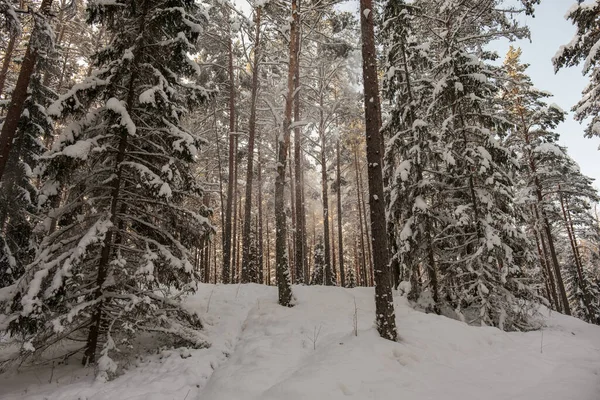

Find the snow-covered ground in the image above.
[{"left": 1, "top": 284, "right": 599, "bottom": 399}]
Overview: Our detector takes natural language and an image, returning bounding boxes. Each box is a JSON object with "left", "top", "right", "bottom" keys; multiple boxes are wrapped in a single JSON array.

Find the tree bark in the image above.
[
  {"left": 321, "top": 122, "right": 333, "bottom": 286},
  {"left": 241, "top": 6, "right": 262, "bottom": 283},
  {"left": 357, "top": 159, "right": 374, "bottom": 286},
  {"left": 222, "top": 36, "right": 236, "bottom": 284},
  {"left": 83, "top": 0, "right": 148, "bottom": 363},
  {"left": 518, "top": 103, "right": 570, "bottom": 315},
  {"left": 559, "top": 186, "right": 592, "bottom": 318},
  {"left": 257, "top": 141, "right": 264, "bottom": 284},
  {"left": 336, "top": 140, "right": 345, "bottom": 287},
  {"left": 353, "top": 145, "right": 367, "bottom": 286},
  {"left": 293, "top": 8, "right": 305, "bottom": 284},
  {"left": 0, "top": 34, "right": 17, "bottom": 98},
  {"left": 359, "top": 0, "right": 397, "bottom": 341},
  {"left": 273, "top": 0, "right": 298, "bottom": 306},
  {"left": 232, "top": 137, "right": 239, "bottom": 283}
]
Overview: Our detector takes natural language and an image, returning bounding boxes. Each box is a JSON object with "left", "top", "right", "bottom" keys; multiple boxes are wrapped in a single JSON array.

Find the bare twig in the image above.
[
  {"left": 206, "top": 286, "right": 215, "bottom": 313},
  {"left": 353, "top": 297, "right": 358, "bottom": 337}
]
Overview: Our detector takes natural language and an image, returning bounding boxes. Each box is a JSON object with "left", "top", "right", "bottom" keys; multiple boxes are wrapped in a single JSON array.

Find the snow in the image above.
[
  {"left": 1, "top": 285, "right": 599, "bottom": 400},
  {"left": 105, "top": 98, "right": 136, "bottom": 136}
]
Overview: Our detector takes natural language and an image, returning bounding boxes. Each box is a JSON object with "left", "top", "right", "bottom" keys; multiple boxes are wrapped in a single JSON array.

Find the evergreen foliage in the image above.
[
  {"left": 1, "top": 0, "right": 213, "bottom": 370},
  {"left": 310, "top": 238, "right": 325, "bottom": 286}
]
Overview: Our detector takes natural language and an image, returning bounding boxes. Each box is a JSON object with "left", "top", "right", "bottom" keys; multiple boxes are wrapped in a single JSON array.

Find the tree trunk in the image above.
[
  {"left": 357, "top": 161, "right": 374, "bottom": 286},
  {"left": 241, "top": 6, "right": 262, "bottom": 283},
  {"left": 82, "top": 1, "right": 149, "bottom": 362},
  {"left": 222, "top": 36, "right": 236, "bottom": 284},
  {"left": 289, "top": 143, "right": 296, "bottom": 282},
  {"left": 519, "top": 105, "right": 570, "bottom": 315},
  {"left": 0, "top": 34, "right": 17, "bottom": 98},
  {"left": 273, "top": 0, "right": 298, "bottom": 306},
  {"left": 331, "top": 207, "right": 337, "bottom": 284},
  {"left": 359, "top": 0, "right": 397, "bottom": 341},
  {"left": 293, "top": 10, "right": 305, "bottom": 285},
  {"left": 336, "top": 140, "right": 345, "bottom": 287},
  {"left": 0, "top": 0, "right": 53, "bottom": 181},
  {"left": 321, "top": 126, "right": 333, "bottom": 286},
  {"left": 536, "top": 213, "right": 561, "bottom": 312},
  {"left": 257, "top": 142, "right": 264, "bottom": 284},
  {"left": 353, "top": 145, "right": 367, "bottom": 286},
  {"left": 559, "top": 186, "right": 592, "bottom": 318},
  {"left": 232, "top": 136, "right": 239, "bottom": 283},
  {"left": 301, "top": 152, "right": 309, "bottom": 281},
  {"left": 266, "top": 215, "right": 271, "bottom": 285},
  {"left": 213, "top": 103, "right": 225, "bottom": 278},
  {"left": 235, "top": 181, "right": 242, "bottom": 282}
]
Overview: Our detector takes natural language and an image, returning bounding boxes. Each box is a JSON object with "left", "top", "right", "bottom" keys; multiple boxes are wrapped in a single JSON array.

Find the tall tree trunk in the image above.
[
  {"left": 519, "top": 106, "right": 570, "bottom": 315},
  {"left": 536, "top": 213, "right": 561, "bottom": 312},
  {"left": 293, "top": 9, "right": 305, "bottom": 285},
  {"left": 83, "top": 0, "right": 148, "bottom": 363},
  {"left": 241, "top": 6, "right": 262, "bottom": 283},
  {"left": 336, "top": 139, "right": 345, "bottom": 287},
  {"left": 235, "top": 181, "right": 241, "bottom": 282},
  {"left": 0, "top": 0, "right": 53, "bottom": 181},
  {"left": 353, "top": 145, "right": 367, "bottom": 286},
  {"left": 357, "top": 162, "right": 374, "bottom": 286},
  {"left": 222, "top": 36, "right": 236, "bottom": 284},
  {"left": 257, "top": 142, "right": 264, "bottom": 284},
  {"left": 231, "top": 136, "right": 239, "bottom": 283},
  {"left": 359, "top": 0, "right": 397, "bottom": 341},
  {"left": 331, "top": 207, "right": 337, "bottom": 284},
  {"left": 289, "top": 144, "right": 296, "bottom": 282},
  {"left": 274, "top": 0, "right": 298, "bottom": 306},
  {"left": 0, "top": 34, "right": 17, "bottom": 97},
  {"left": 213, "top": 237, "right": 218, "bottom": 284},
  {"left": 214, "top": 103, "right": 225, "bottom": 278},
  {"left": 534, "top": 229, "right": 555, "bottom": 308},
  {"left": 266, "top": 215, "right": 271, "bottom": 285},
  {"left": 301, "top": 153, "right": 309, "bottom": 281},
  {"left": 559, "top": 186, "right": 592, "bottom": 318},
  {"left": 321, "top": 126, "right": 333, "bottom": 286}
]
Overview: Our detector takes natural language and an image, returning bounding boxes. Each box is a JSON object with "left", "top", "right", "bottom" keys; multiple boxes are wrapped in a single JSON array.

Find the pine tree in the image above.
[
  {"left": 501, "top": 46, "right": 571, "bottom": 314},
  {"left": 1, "top": 0, "right": 212, "bottom": 372},
  {"left": 554, "top": 1, "right": 600, "bottom": 140}
]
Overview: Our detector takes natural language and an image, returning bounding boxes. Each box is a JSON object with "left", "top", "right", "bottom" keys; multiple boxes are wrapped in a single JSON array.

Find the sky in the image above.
[{"left": 495, "top": 0, "right": 600, "bottom": 190}]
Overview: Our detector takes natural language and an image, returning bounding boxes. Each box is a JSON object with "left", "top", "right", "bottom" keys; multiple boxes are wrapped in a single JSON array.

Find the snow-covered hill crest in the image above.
[{"left": 1, "top": 284, "right": 599, "bottom": 400}]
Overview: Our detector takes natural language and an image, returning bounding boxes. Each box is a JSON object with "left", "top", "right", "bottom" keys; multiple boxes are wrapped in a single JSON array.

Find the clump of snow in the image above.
[{"left": 106, "top": 97, "right": 136, "bottom": 136}]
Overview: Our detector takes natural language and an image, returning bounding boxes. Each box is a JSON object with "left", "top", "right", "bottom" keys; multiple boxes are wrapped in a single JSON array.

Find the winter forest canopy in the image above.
[{"left": 0, "top": 0, "right": 599, "bottom": 385}]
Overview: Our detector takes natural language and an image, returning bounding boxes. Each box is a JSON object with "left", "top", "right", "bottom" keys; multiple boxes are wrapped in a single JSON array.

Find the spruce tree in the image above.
[
  {"left": 0, "top": 13, "right": 57, "bottom": 289},
  {"left": 1, "top": 0, "right": 212, "bottom": 372},
  {"left": 554, "top": 1, "right": 600, "bottom": 140},
  {"left": 382, "top": 0, "right": 539, "bottom": 330}
]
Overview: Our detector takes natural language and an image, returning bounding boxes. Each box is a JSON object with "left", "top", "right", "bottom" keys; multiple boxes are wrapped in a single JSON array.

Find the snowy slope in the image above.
[{"left": 1, "top": 284, "right": 599, "bottom": 400}]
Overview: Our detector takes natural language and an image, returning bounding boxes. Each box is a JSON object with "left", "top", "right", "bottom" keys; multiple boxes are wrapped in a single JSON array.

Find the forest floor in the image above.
[{"left": 1, "top": 284, "right": 599, "bottom": 399}]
